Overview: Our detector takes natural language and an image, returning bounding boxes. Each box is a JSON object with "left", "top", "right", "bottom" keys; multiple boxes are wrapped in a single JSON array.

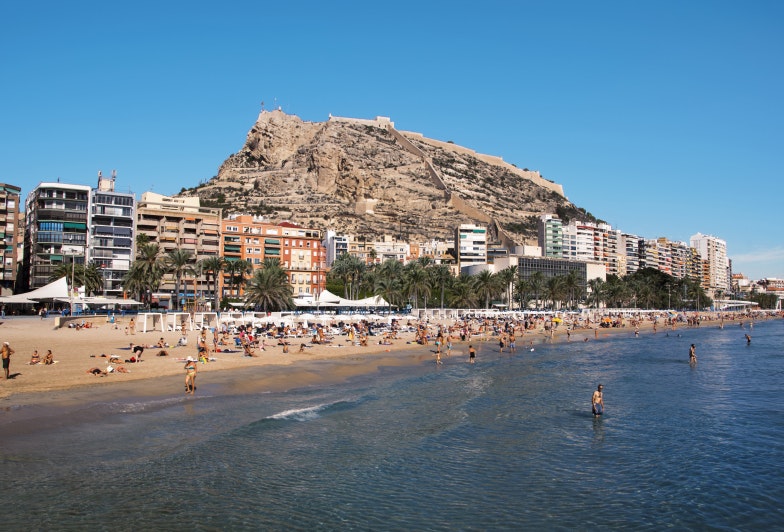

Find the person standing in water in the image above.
[
  {"left": 184, "top": 357, "right": 198, "bottom": 394},
  {"left": 689, "top": 344, "right": 697, "bottom": 364},
  {"left": 592, "top": 384, "right": 604, "bottom": 417}
]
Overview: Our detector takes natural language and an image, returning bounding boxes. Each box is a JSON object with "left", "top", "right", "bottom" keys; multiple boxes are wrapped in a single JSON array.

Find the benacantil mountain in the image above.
[{"left": 179, "top": 110, "right": 598, "bottom": 246}]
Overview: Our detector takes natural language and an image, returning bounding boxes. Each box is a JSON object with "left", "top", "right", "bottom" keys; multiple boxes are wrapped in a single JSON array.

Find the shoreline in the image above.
[{"left": 1, "top": 312, "right": 777, "bottom": 415}]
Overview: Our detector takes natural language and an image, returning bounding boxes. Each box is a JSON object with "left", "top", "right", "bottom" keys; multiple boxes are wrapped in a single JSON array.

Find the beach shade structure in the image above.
[
  {"left": 139, "top": 312, "right": 165, "bottom": 333},
  {"left": 166, "top": 312, "right": 192, "bottom": 332}
]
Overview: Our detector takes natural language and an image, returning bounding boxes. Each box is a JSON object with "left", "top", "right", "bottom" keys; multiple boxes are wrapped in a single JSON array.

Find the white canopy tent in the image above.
[
  {"left": 0, "top": 277, "right": 69, "bottom": 303},
  {"left": 314, "top": 290, "right": 389, "bottom": 308}
]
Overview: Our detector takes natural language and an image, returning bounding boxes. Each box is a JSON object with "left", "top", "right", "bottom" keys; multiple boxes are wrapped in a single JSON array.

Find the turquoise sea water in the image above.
[{"left": 1, "top": 319, "right": 783, "bottom": 530}]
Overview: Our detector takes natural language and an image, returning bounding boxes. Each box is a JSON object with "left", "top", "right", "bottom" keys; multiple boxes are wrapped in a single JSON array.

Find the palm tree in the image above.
[
  {"left": 83, "top": 262, "right": 105, "bottom": 296},
  {"left": 544, "top": 276, "right": 566, "bottom": 309},
  {"left": 562, "top": 270, "right": 582, "bottom": 309},
  {"left": 403, "top": 262, "right": 431, "bottom": 310},
  {"left": 514, "top": 277, "right": 530, "bottom": 310},
  {"left": 527, "top": 271, "right": 545, "bottom": 309},
  {"left": 374, "top": 276, "right": 403, "bottom": 313},
  {"left": 587, "top": 278, "right": 606, "bottom": 309},
  {"left": 244, "top": 258, "right": 294, "bottom": 312},
  {"left": 497, "top": 266, "right": 517, "bottom": 309},
  {"left": 200, "top": 256, "right": 225, "bottom": 311},
  {"left": 224, "top": 259, "right": 253, "bottom": 299},
  {"left": 329, "top": 253, "right": 366, "bottom": 300},
  {"left": 165, "top": 249, "right": 196, "bottom": 311},
  {"left": 126, "top": 243, "right": 165, "bottom": 307},
  {"left": 430, "top": 264, "right": 453, "bottom": 310},
  {"left": 449, "top": 273, "right": 479, "bottom": 308},
  {"left": 604, "top": 275, "right": 627, "bottom": 308},
  {"left": 473, "top": 270, "right": 499, "bottom": 309}
]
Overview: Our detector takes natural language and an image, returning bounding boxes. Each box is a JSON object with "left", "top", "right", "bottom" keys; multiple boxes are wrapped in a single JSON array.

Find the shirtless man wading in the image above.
[{"left": 592, "top": 384, "right": 604, "bottom": 417}]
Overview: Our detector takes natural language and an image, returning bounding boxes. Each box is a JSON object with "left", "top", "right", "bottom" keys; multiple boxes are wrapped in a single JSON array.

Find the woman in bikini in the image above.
[{"left": 184, "top": 357, "right": 198, "bottom": 394}]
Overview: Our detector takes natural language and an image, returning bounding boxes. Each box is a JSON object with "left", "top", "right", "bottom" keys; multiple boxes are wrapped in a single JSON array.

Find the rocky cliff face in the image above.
[{"left": 180, "top": 110, "right": 592, "bottom": 244}]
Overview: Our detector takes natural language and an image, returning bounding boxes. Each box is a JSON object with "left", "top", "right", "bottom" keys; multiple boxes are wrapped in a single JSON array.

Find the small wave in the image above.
[
  {"left": 104, "top": 394, "right": 202, "bottom": 414},
  {"left": 268, "top": 402, "right": 337, "bottom": 422}
]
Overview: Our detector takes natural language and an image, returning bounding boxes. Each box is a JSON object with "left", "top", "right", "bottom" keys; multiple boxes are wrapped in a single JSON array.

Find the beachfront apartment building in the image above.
[
  {"left": 537, "top": 214, "right": 563, "bottom": 258},
  {"left": 371, "top": 235, "right": 411, "bottom": 265},
  {"left": 89, "top": 172, "right": 135, "bottom": 298},
  {"left": 621, "top": 233, "right": 641, "bottom": 275},
  {"left": 135, "top": 192, "right": 221, "bottom": 308},
  {"left": 22, "top": 182, "right": 91, "bottom": 292},
  {"left": 455, "top": 224, "right": 487, "bottom": 271},
  {"left": 0, "top": 183, "right": 22, "bottom": 295},
  {"left": 690, "top": 232, "right": 730, "bottom": 297},
  {"left": 561, "top": 220, "right": 622, "bottom": 276},
  {"left": 221, "top": 215, "right": 326, "bottom": 299},
  {"left": 323, "top": 230, "right": 349, "bottom": 268}
]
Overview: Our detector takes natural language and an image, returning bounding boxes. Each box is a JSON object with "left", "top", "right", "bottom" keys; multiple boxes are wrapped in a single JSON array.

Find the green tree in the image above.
[
  {"left": 200, "top": 256, "right": 225, "bottom": 311},
  {"left": 329, "top": 253, "right": 366, "bottom": 300},
  {"left": 449, "top": 273, "right": 479, "bottom": 308},
  {"left": 165, "top": 249, "right": 196, "bottom": 311},
  {"left": 586, "top": 278, "right": 606, "bottom": 309},
  {"left": 527, "top": 271, "right": 545, "bottom": 309},
  {"left": 430, "top": 264, "right": 453, "bottom": 310},
  {"left": 473, "top": 270, "right": 499, "bottom": 309},
  {"left": 562, "top": 270, "right": 582, "bottom": 309},
  {"left": 544, "top": 276, "right": 566, "bottom": 309},
  {"left": 403, "top": 262, "right": 431, "bottom": 310},
  {"left": 374, "top": 276, "right": 403, "bottom": 312},
  {"left": 497, "top": 266, "right": 517, "bottom": 308},
  {"left": 124, "top": 243, "right": 164, "bottom": 307},
  {"left": 244, "top": 258, "right": 294, "bottom": 312}
]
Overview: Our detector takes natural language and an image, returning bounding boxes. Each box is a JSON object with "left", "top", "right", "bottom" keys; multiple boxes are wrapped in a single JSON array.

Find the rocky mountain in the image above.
[{"left": 179, "top": 110, "right": 596, "bottom": 245}]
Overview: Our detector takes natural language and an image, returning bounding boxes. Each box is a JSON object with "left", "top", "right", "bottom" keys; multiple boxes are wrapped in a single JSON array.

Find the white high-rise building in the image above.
[
  {"left": 455, "top": 224, "right": 487, "bottom": 270},
  {"left": 537, "top": 214, "right": 563, "bottom": 258},
  {"left": 689, "top": 233, "right": 730, "bottom": 296}
]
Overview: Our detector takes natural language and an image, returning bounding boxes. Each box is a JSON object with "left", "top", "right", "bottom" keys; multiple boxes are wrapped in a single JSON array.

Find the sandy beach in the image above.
[{"left": 0, "top": 311, "right": 774, "bottom": 409}]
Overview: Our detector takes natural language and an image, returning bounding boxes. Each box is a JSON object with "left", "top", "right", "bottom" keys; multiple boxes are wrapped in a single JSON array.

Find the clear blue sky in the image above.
[{"left": 2, "top": 1, "right": 782, "bottom": 280}]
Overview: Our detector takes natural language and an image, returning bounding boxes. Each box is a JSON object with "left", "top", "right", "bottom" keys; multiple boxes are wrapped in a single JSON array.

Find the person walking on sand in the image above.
[
  {"left": 129, "top": 318, "right": 136, "bottom": 335},
  {"left": 184, "top": 357, "right": 198, "bottom": 394},
  {"left": 2, "top": 341, "right": 14, "bottom": 379},
  {"left": 592, "top": 384, "right": 604, "bottom": 417},
  {"left": 689, "top": 344, "right": 697, "bottom": 364}
]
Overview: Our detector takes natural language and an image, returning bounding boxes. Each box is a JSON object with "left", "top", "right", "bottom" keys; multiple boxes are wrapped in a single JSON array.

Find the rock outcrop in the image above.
[{"left": 180, "top": 110, "right": 593, "bottom": 244}]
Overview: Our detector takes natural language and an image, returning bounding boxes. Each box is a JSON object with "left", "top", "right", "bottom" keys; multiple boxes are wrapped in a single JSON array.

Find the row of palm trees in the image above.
[
  {"left": 51, "top": 235, "right": 296, "bottom": 312},
  {"left": 329, "top": 254, "right": 714, "bottom": 311},
  {"left": 328, "top": 254, "right": 527, "bottom": 310},
  {"left": 53, "top": 236, "right": 714, "bottom": 313}
]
